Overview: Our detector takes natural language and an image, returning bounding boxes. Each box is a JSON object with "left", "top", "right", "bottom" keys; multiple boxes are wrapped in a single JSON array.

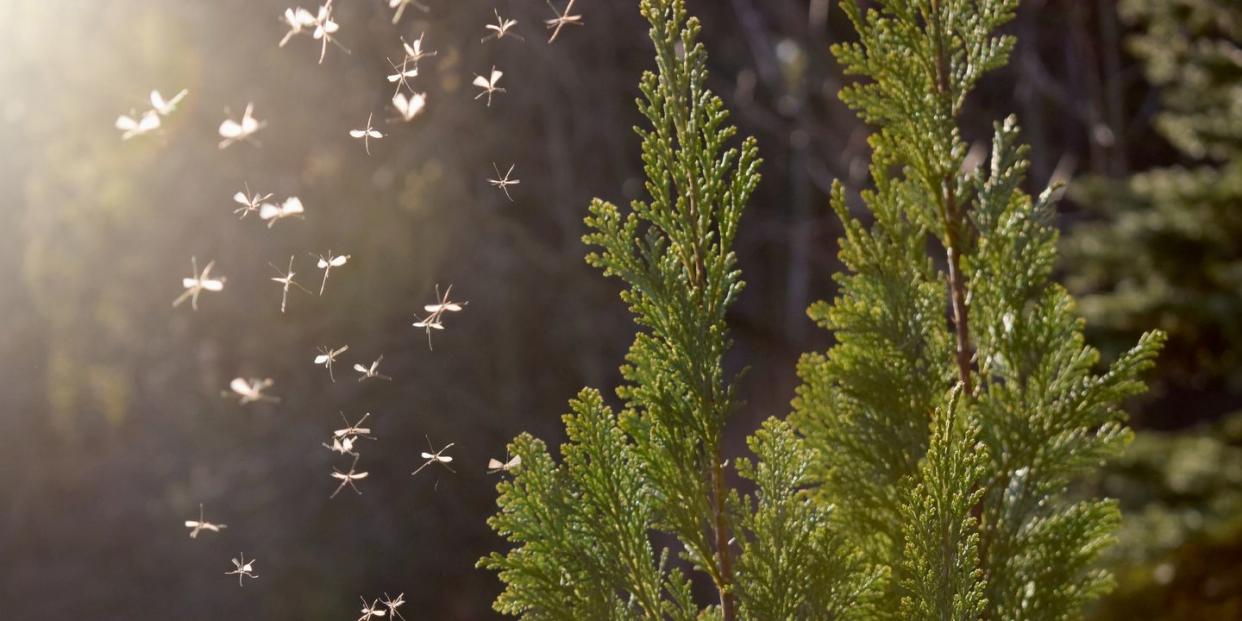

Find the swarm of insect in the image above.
[
  {"left": 184, "top": 504, "right": 227, "bottom": 538},
  {"left": 472, "top": 66, "right": 505, "bottom": 107},
  {"left": 392, "top": 91, "right": 426, "bottom": 122},
  {"left": 218, "top": 103, "right": 265, "bottom": 149},
  {"left": 412, "top": 284, "right": 466, "bottom": 350},
  {"left": 313, "top": 250, "right": 350, "bottom": 295},
  {"left": 227, "top": 377, "right": 279, "bottom": 404},
  {"left": 412, "top": 437, "right": 455, "bottom": 476},
  {"left": 173, "top": 257, "right": 225, "bottom": 310},
  {"left": 116, "top": 110, "right": 160, "bottom": 140},
  {"left": 225, "top": 553, "right": 259, "bottom": 587},
  {"left": 488, "top": 163, "right": 520, "bottom": 202},
  {"left": 545, "top": 0, "right": 583, "bottom": 43},
  {"left": 259, "top": 196, "right": 305, "bottom": 228},
  {"left": 482, "top": 9, "right": 524, "bottom": 43}
]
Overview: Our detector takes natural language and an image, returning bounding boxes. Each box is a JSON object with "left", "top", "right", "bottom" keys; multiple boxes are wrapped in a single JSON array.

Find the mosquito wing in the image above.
[
  {"left": 259, "top": 203, "right": 281, "bottom": 220},
  {"left": 282, "top": 197, "right": 304, "bottom": 215},
  {"left": 202, "top": 278, "right": 225, "bottom": 292},
  {"left": 472, "top": 74, "right": 491, "bottom": 89},
  {"left": 229, "top": 378, "right": 251, "bottom": 395},
  {"left": 219, "top": 119, "right": 242, "bottom": 138},
  {"left": 329, "top": 255, "right": 348, "bottom": 267},
  {"left": 314, "top": 354, "right": 330, "bottom": 364}
]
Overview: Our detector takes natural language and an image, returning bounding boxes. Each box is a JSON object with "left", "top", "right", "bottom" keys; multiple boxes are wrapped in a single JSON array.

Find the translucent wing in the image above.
[
  {"left": 329, "top": 255, "right": 348, "bottom": 267},
  {"left": 331, "top": 472, "right": 348, "bottom": 480},
  {"left": 439, "top": 455, "right": 453, "bottom": 463},
  {"left": 233, "top": 191, "right": 249, "bottom": 205},
  {"left": 282, "top": 197, "right": 304, "bottom": 215},
  {"left": 354, "top": 363, "right": 368, "bottom": 373},
  {"left": 349, "top": 129, "right": 367, "bottom": 138},
  {"left": 202, "top": 279, "right": 224, "bottom": 292},
  {"left": 490, "top": 69, "right": 503, "bottom": 84},
  {"left": 229, "top": 378, "right": 251, "bottom": 394},
  {"left": 472, "top": 75, "right": 490, "bottom": 89},
  {"left": 183, "top": 277, "right": 198, "bottom": 288},
  {"left": 138, "top": 111, "right": 161, "bottom": 131},
  {"left": 259, "top": 204, "right": 281, "bottom": 220},
  {"left": 314, "top": 354, "right": 329, "bottom": 364},
  {"left": 116, "top": 115, "right": 136, "bottom": 130},
  {"left": 186, "top": 520, "right": 200, "bottom": 528},
  {"left": 352, "top": 472, "right": 368, "bottom": 479},
  {"left": 317, "top": 257, "right": 329, "bottom": 268},
  {"left": 219, "top": 119, "right": 242, "bottom": 138},
  {"left": 150, "top": 90, "right": 167, "bottom": 111},
  {"left": 487, "top": 458, "right": 503, "bottom": 469},
  {"left": 368, "top": 130, "right": 383, "bottom": 139},
  {"left": 421, "top": 452, "right": 434, "bottom": 459}
]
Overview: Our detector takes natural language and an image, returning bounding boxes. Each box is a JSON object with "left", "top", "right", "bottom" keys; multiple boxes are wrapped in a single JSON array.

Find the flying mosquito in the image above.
[
  {"left": 388, "top": 0, "right": 429, "bottom": 25},
  {"left": 353, "top": 355, "right": 391, "bottom": 382},
  {"left": 227, "top": 377, "right": 279, "bottom": 404},
  {"left": 226, "top": 553, "right": 259, "bottom": 587},
  {"left": 279, "top": 6, "right": 316, "bottom": 47},
  {"left": 330, "top": 455, "right": 369, "bottom": 498},
  {"left": 381, "top": 592, "right": 407, "bottom": 621},
  {"left": 412, "top": 284, "right": 466, "bottom": 349},
  {"left": 359, "top": 597, "right": 387, "bottom": 621},
  {"left": 392, "top": 91, "right": 426, "bottom": 122},
  {"left": 233, "top": 183, "right": 273, "bottom": 219},
  {"left": 545, "top": 0, "right": 583, "bottom": 43},
  {"left": 400, "top": 33, "right": 435, "bottom": 65},
  {"left": 269, "top": 255, "right": 311, "bottom": 314},
  {"left": 116, "top": 109, "right": 160, "bottom": 140},
  {"left": 310, "top": 1, "right": 348, "bottom": 64},
  {"left": 323, "top": 434, "right": 357, "bottom": 456},
  {"left": 150, "top": 88, "right": 188, "bottom": 117},
  {"left": 472, "top": 66, "right": 505, "bottom": 107},
  {"left": 482, "top": 9, "right": 524, "bottom": 43},
  {"left": 412, "top": 437, "right": 455, "bottom": 476},
  {"left": 487, "top": 454, "right": 522, "bottom": 474},
  {"left": 334, "top": 411, "right": 374, "bottom": 441},
  {"left": 349, "top": 113, "right": 384, "bottom": 156},
  {"left": 218, "top": 102, "right": 264, "bottom": 149},
  {"left": 184, "top": 503, "right": 227, "bottom": 538},
  {"left": 259, "top": 196, "right": 305, "bottom": 228},
  {"left": 173, "top": 257, "right": 225, "bottom": 310},
  {"left": 313, "top": 250, "right": 350, "bottom": 295},
  {"left": 314, "top": 344, "right": 350, "bottom": 382},
  {"left": 387, "top": 56, "right": 419, "bottom": 95},
  {"left": 488, "top": 162, "right": 520, "bottom": 202}
]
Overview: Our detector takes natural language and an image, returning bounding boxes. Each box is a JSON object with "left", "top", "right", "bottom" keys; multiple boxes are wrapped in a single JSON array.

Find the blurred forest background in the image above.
[{"left": 1, "top": 0, "right": 1238, "bottom": 619}]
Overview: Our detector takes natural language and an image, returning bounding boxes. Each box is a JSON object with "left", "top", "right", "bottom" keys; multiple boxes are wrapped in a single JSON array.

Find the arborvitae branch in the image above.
[
  {"left": 483, "top": 2, "right": 874, "bottom": 619},
  {"left": 796, "top": 1, "right": 1165, "bottom": 618}
]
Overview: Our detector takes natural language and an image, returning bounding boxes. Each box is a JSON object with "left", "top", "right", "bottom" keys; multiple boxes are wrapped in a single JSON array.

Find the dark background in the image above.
[{"left": 1, "top": 0, "right": 1234, "bottom": 618}]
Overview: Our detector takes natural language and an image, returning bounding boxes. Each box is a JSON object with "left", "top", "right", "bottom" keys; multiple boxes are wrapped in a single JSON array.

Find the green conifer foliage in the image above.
[
  {"left": 793, "top": 1, "right": 1165, "bottom": 619},
  {"left": 1067, "top": 0, "right": 1242, "bottom": 396},
  {"left": 481, "top": 1, "right": 877, "bottom": 618}
]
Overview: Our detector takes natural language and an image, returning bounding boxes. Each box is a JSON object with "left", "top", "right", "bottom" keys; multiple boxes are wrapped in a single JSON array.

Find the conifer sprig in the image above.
[
  {"left": 483, "top": 1, "right": 877, "bottom": 619},
  {"left": 796, "top": 0, "right": 1165, "bottom": 618}
]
